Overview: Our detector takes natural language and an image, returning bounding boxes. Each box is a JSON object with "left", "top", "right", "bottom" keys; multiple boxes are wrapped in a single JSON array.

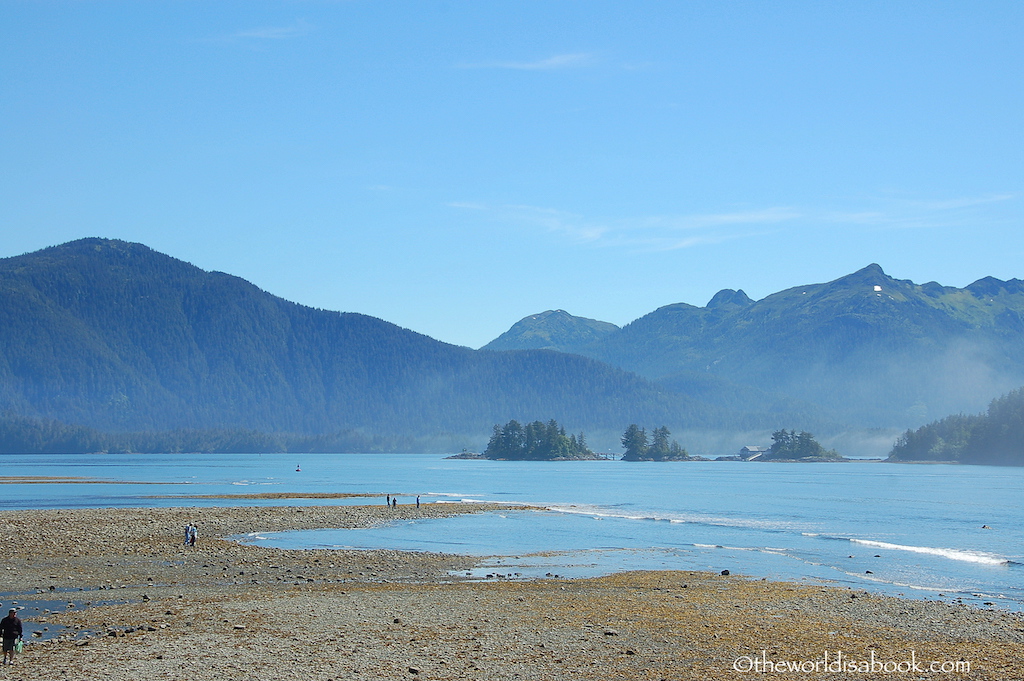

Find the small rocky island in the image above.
[
  {"left": 619, "top": 424, "right": 692, "bottom": 461},
  {"left": 444, "top": 450, "right": 485, "bottom": 459},
  {"left": 480, "top": 419, "right": 602, "bottom": 460}
]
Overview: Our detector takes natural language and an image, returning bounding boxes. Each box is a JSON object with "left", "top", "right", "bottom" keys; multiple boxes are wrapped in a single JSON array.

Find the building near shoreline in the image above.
[{"left": 739, "top": 446, "right": 768, "bottom": 461}]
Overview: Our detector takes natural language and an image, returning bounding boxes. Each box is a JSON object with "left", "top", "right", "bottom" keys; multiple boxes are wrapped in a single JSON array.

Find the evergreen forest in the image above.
[
  {"left": 888, "top": 387, "right": 1024, "bottom": 466},
  {"left": 483, "top": 420, "right": 597, "bottom": 460},
  {"left": 0, "top": 239, "right": 710, "bottom": 452},
  {"left": 763, "top": 430, "right": 841, "bottom": 461},
  {"left": 620, "top": 424, "right": 690, "bottom": 461},
  {"left": 7, "top": 238, "right": 1024, "bottom": 460}
]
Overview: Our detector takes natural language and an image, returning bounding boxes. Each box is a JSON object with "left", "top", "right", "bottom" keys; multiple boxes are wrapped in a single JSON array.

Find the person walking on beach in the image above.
[
  {"left": 188, "top": 524, "right": 198, "bottom": 547},
  {"left": 1, "top": 609, "right": 22, "bottom": 665},
  {"left": 184, "top": 524, "right": 192, "bottom": 546},
  {"left": 392, "top": 497, "right": 397, "bottom": 508},
  {"left": 416, "top": 495, "right": 420, "bottom": 509}
]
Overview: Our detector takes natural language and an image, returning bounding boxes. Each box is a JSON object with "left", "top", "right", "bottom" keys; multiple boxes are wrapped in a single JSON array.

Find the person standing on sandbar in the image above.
[{"left": 1, "top": 609, "right": 22, "bottom": 665}]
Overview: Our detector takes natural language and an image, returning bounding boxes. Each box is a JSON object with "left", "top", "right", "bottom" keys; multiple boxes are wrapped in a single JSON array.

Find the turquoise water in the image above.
[{"left": 2, "top": 453, "right": 1021, "bottom": 610}]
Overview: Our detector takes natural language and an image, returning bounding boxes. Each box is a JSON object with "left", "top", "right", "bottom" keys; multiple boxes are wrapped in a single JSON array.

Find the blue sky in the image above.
[{"left": 2, "top": 1, "right": 1021, "bottom": 348}]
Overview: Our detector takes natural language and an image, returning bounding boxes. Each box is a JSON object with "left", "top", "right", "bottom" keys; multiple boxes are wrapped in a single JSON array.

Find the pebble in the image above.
[{"left": 1, "top": 504, "right": 1020, "bottom": 680}]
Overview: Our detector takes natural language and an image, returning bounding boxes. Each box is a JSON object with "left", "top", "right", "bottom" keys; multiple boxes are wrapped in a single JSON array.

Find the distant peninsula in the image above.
[{"left": 888, "top": 387, "right": 1024, "bottom": 466}]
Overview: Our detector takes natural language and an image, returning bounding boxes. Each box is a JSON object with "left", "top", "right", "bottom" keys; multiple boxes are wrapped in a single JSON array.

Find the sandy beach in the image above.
[{"left": 2, "top": 503, "right": 1022, "bottom": 680}]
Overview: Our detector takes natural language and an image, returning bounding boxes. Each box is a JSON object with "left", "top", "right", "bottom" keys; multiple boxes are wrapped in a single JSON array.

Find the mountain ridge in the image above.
[
  {"left": 6, "top": 238, "right": 1019, "bottom": 454},
  {"left": 485, "top": 264, "right": 1024, "bottom": 428},
  {"left": 0, "top": 238, "right": 711, "bottom": 446}
]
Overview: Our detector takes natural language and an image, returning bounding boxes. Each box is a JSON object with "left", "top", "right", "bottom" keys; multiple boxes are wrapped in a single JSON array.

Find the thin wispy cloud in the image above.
[
  {"left": 506, "top": 204, "right": 610, "bottom": 242},
  {"left": 450, "top": 190, "right": 1019, "bottom": 251},
  {"left": 446, "top": 201, "right": 488, "bottom": 211},
  {"left": 909, "top": 192, "right": 1017, "bottom": 212},
  {"left": 449, "top": 203, "right": 610, "bottom": 243},
  {"left": 641, "top": 207, "right": 801, "bottom": 231},
  {"left": 230, "top": 20, "right": 313, "bottom": 40},
  {"left": 457, "top": 53, "right": 596, "bottom": 71},
  {"left": 823, "top": 191, "right": 1020, "bottom": 230},
  {"left": 448, "top": 202, "right": 796, "bottom": 251},
  {"left": 655, "top": 228, "right": 783, "bottom": 252}
]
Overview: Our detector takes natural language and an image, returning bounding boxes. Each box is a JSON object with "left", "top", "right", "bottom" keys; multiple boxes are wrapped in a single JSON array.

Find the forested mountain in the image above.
[
  {"left": 0, "top": 239, "right": 710, "bottom": 447},
  {"left": 481, "top": 310, "right": 619, "bottom": 352},
  {"left": 486, "top": 265, "right": 1024, "bottom": 428},
  {"left": 10, "top": 239, "right": 1020, "bottom": 455},
  {"left": 888, "top": 387, "right": 1024, "bottom": 466}
]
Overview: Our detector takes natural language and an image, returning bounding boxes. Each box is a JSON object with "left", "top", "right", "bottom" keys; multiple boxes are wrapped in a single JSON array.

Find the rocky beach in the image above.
[{"left": 1, "top": 503, "right": 1022, "bottom": 680}]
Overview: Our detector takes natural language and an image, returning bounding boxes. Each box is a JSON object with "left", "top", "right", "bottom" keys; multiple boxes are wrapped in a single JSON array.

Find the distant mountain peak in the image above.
[
  {"left": 529, "top": 309, "right": 571, "bottom": 320},
  {"left": 858, "top": 263, "right": 886, "bottom": 276},
  {"left": 481, "top": 310, "right": 619, "bottom": 352},
  {"left": 836, "top": 263, "right": 890, "bottom": 285},
  {"left": 707, "top": 289, "right": 753, "bottom": 310},
  {"left": 45, "top": 237, "right": 152, "bottom": 256},
  {"left": 965, "top": 275, "right": 1024, "bottom": 298}
]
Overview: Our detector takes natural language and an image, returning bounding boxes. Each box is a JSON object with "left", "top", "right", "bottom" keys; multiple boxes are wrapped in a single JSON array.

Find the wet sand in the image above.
[{"left": 3, "top": 504, "right": 1022, "bottom": 680}]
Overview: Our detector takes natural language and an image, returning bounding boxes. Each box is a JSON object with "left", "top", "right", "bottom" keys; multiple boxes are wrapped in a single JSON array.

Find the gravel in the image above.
[{"left": 2, "top": 504, "right": 1021, "bottom": 680}]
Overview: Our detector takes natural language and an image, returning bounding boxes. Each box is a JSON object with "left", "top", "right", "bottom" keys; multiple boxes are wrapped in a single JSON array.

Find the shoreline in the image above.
[{"left": 4, "top": 504, "right": 1023, "bottom": 679}]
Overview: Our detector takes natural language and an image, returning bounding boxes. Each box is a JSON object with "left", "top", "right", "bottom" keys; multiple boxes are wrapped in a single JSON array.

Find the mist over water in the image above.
[{"left": 2, "top": 453, "right": 1021, "bottom": 610}]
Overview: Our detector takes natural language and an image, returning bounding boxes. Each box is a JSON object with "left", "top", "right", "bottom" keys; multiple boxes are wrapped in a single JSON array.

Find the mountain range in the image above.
[
  {"left": 485, "top": 264, "right": 1024, "bottom": 430},
  {"left": 2, "top": 238, "right": 1022, "bottom": 454},
  {"left": 0, "top": 239, "right": 705, "bottom": 450}
]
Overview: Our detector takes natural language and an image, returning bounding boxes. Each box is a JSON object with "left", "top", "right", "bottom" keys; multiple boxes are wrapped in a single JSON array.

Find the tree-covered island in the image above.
[
  {"left": 483, "top": 419, "right": 600, "bottom": 460},
  {"left": 620, "top": 424, "right": 691, "bottom": 461},
  {"left": 762, "top": 429, "right": 842, "bottom": 461}
]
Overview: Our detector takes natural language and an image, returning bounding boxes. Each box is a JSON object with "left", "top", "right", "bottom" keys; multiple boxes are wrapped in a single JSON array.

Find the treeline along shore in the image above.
[{"left": 2, "top": 503, "right": 1022, "bottom": 680}]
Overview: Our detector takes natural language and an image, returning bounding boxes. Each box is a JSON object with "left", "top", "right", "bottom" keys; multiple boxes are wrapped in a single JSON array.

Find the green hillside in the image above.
[
  {"left": 888, "top": 387, "right": 1024, "bottom": 466},
  {"left": 0, "top": 239, "right": 714, "bottom": 447},
  {"left": 487, "top": 265, "right": 1024, "bottom": 428}
]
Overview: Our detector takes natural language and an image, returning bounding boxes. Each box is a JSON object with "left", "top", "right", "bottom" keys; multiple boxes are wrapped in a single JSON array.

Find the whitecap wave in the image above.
[{"left": 850, "top": 539, "right": 1009, "bottom": 566}]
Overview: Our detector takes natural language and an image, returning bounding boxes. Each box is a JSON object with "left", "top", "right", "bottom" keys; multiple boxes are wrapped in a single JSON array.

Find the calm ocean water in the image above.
[{"left": 2, "top": 453, "right": 1021, "bottom": 611}]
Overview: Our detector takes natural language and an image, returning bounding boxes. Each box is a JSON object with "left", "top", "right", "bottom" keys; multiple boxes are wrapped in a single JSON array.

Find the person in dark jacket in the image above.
[{"left": 1, "top": 609, "right": 22, "bottom": 665}]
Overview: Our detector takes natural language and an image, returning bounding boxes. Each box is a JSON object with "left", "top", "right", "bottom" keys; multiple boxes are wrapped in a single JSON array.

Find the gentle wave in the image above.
[
  {"left": 849, "top": 539, "right": 1009, "bottom": 566},
  {"left": 835, "top": 569, "right": 950, "bottom": 591},
  {"left": 545, "top": 503, "right": 806, "bottom": 531}
]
